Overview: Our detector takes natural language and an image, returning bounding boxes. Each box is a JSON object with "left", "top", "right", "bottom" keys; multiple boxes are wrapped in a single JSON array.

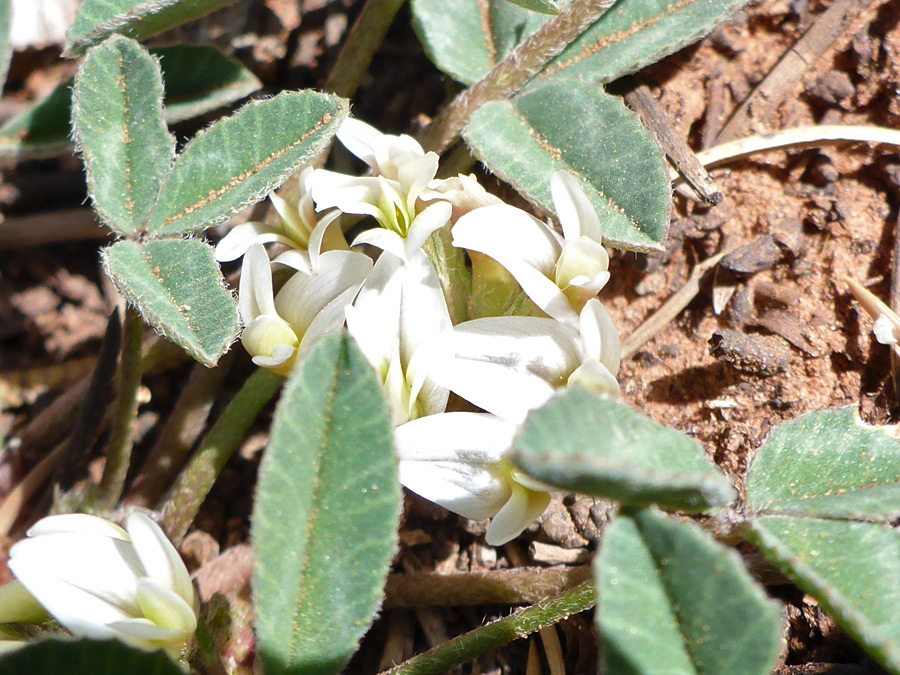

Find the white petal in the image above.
[
  {"left": 336, "top": 117, "right": 381, "bottom": 169},
  {"left": 135, "top": 580, "right": 196, "bottom": 636},
  {"left": 307, "top": 210, "right": 345, "bottom": 271},
  {"left": 395, "top": 414, "right": 516, "bottom": 520},
  {"left": 275, "top": 251, "right": 372, "bottom": 335},
  {"left": 398, "top": 153, "right": 439, "bottom": 212},
  {"left": 127, "top": 514, "right": 193, "bottom": 608},
  {"left": 241, "top": 315, "right": 300, "bottom": 362},
  {"left": 579, "top": 299, "right": 621, "bottom": 376},
  {"left": 107, "top": 617, "right": 185, "bottom": 647},
  {"left": 346, "top": 253, "right": 403, "bottom": 373},
  {"left": 352, "top": 228, "right": 408, "bottom": 260},
  {"left": 555, "top": 237, "right": 609, "bottom": 292},
  {"left": 310, "top": 171, "right": 382, "bottom": 219},
  {"left": 550, "top": 171, "right": 603, "bottom": 243},
  {"left": 874, "top": 314, "right": 900, "bottom": 345},
  {"left": 269, "top": 192, "right": 310, "bottom": 247},
  {"left": 272, "top": 249, "right": 312, "bottom": 275},
  {"left": 398, "top": 252, "right": 452, "bottom": 368},
  {"left": 404, "top": 201, "right": 452, "bottom": 259},
  {"left": 215, "top": 223, "right": 293, "bottom": 262},
  {"left": 26, "top": 513, "right": 128, "bottom": 540},
  {"left": 485, "top": 484, "right": 551, "bottom": 546},
  {"left": 238, "top": 244, "right": 277, "bottom": 323},
  {"left": 567, "top": 360, "right": 620, "bottom": 398},
  {"left": 252, "top": 343, "right": 297, "bottom": 371},
  {"left": 297, "top": 283, "right": 366, "bottom": 358}
]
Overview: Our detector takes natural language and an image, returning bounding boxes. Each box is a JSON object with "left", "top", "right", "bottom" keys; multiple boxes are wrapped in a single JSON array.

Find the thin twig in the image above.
[
  {"left": 160, "top": 367, "right": 283, "bottom": 543},
  {"left": 418, "top": 0, "right": 617, "bottom": 154},
  {"left": 0, "top": 208, "right": 107, "bottom": 250},
  {"left": 381, "top": 580, "right": 596, "bottom": 675},
  {"left": 126, "top": 353, "right": 236, "bottom": 508},
  {"left": 324, "top": 0, "right": 407, "bottom": 99},
  {"left": 891, "top": 211, "right": 900, "bottom": 405},
  {"left": 96, "top": 305, "right": 144, "bottom": 508},
  {"left": 621, "top": 246, "right": 737, "bottom": 361}
]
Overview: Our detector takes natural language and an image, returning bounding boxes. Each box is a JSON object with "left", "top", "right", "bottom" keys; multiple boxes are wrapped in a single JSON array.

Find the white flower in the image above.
[
  {"left": 0, "top": 513, "right": 196, "bottom": 658},
  {"left": 420, "top": 173, "right": 503, "bottom": 223},
  {"left": 437, "top": 299, "right": 620, "bottom": 424},
  {"left": 310, "top": 119, "right": 452, "bottom": 261},
  {"left": 239, "top": 242, "right": 372, "bottom": 375},
  {"left": 215, "top": 167, "right": 348, "bottom": 266},
  {"left": 346, "top": 250, "right": 452, "bottom": 426},
  {"left": 395, "top": 413, "right": 552, "bottom": 546},
  {"left": 452, "top": 170, "right": 609, "bottom": 325}
]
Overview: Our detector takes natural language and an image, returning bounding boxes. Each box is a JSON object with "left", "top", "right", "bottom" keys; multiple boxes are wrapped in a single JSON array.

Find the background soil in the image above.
[{"left": 0, "top": 0, "right": 898, "bottom": 673}]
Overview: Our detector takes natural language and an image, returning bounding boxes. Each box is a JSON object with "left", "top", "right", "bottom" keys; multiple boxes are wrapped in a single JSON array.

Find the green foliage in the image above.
[
  {"left": 0, "top": 45, "right": 261, "bottom": 160},
  {"left": 102, "top": 239, "right": 239, "bottom": 367},
  {"left": 745, "top": 406, "right": 900, "bottom": 520},
  {"left": 511, "top": 388, "right": 735, "bottom": 510},
  {"left": 72, "top": 35, "right": 175, "bottom": 236},
  {"left": 147, "top": 91, "right": 346, "bottom": 236},
  {"left": 66, "top": 0, "right": 240, "bottom": 57},
  {"left": 596, "top": 509, "right": 783, "bottom": 675},
  {"left": 743, "top": 407, "right": 900, "bottom": 674},
  {"left": 0, "top": 0, "right": 11, "bottom": 95},
  {"left": 412, "top": 0, "right": 751, "bottom": 88},
  {"left": 252, "top": 334, "right": 401, "bottom": 675},
  {"left": 504, "top": 0, "right": 562, "bottom": 15},
  {"left": 464, "top": 80, "right": 670, "bottom": 251},
  {"left": 0, "top": 639, "right": 183, "bottom": 675}
]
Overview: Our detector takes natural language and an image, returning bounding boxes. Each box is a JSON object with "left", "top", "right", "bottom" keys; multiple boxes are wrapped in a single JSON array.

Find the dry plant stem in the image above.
[
  {"left": 127, "top": 352, "right": 236, "bottom": 508},
  {"left": 160, "top": 367, "right": 283, "bottom": 543},
  {"left": 890, "top": 212, "right": 900, "bottom": 404},
  {"left": 715, "top": 0, "right": 880, "bottom": 142},
  {"left": 0, "top": 440, "right": 67, "bottom": 536},
  {"left": 383, "top": 566, "right": 592, "bottom": 608},
  {"left": 381, "top": 580, "right": 596, "bottom": 675},
  {"left": 97, "top": 305, "right": 144, "bottom": 507},
  {"left": 324, "top": 0, "right": 406, "bottom": 99},
  {"left": 624, "top": 82, "right": 721, "bottom": 205},
  {"left": 621, "top": 246, "right": 735, "bottom": 361},
  {"left": 418, "top": 0, "right": 618, "bottom": 154},
  {"left": 0, "top": 208, "right": 108, "bottom": 250}
]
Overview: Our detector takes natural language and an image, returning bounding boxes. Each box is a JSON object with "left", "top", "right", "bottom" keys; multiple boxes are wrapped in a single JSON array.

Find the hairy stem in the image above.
[
  {"left": 160, "top": 368, "right": 283, "bottom": 543},
  {"left": 97, "top": 305, "right": 144, "bottom": 507},
  {"left": 324, "top": 0, "right": 407, "bottom": 99},
  {"left": 418, "top": 0, "right": 616, "bottom": 154},
  {"left": 382, "top": 580, "right": 596, "bottom": 675}
]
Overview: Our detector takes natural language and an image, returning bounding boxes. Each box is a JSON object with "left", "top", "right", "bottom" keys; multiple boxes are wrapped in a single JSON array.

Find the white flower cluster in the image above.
[{"left": 218, "top": 119, "right": 622, "bottom": 546}]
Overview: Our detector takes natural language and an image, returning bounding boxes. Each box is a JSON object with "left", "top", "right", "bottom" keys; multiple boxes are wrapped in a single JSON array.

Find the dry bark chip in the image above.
[
  {"left": 709, "top": 329, "right": 792, "bottom": 375},
  {"left": 720, "top": 235, "right": 784, "bottom": 274}
]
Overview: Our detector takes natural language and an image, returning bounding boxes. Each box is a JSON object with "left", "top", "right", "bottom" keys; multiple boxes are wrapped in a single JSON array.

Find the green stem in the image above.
[
  {"left": 418, "top": 0, "right": 617, "bottom": 154},
  {"left": 160, "top": 368, "right": 283, "bottom": 543},
  {"left": 324, "top": 0, "right": 407, "bottom": 99},
  {"left": 381, "top": 580, "right": 596, "bottom": 675},
  {"left": 97, "top": 305, "right": 144, "bottom": 508}
]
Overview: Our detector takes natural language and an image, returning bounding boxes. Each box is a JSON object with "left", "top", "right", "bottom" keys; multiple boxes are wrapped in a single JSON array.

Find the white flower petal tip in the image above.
[
  {"left": 6, "top": 513, "right": 197, "bottom": 655},
  {"left": 550, "top": 170, "right": 603, "bottom": 243},
  {"left": 846, "top": 277, "right": 900, "bottom": 346}
]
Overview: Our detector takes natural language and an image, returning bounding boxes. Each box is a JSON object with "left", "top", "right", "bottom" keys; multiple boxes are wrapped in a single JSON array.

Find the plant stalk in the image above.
[
  {"left": 160, "top": 367, "right": 283, "bottom": 543},
  {"left": 381, "top": 580, "right": 596, "bottom": 675},
  {"left": 97, "top": 305, "right": 144, "bottom": 508},
  {"left": 324, "top": 0, "right": 407, "bottom": 99},
  {"left": 417, "top": 0, "right": 617, "bottom": 154}
]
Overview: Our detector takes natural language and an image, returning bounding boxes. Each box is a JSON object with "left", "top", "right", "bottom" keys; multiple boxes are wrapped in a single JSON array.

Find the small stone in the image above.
[
  {"left": 709, "top": 330, "right": 792, "bottom": 375},
  {"left": 720, "top": 235, "right": 783, "bottom": 274},
  {"left": 809, "top": 71, "right": 855, "bottom": 104},
  {"left": 771, "top": 218, "right": 805, "bottom": 256}
]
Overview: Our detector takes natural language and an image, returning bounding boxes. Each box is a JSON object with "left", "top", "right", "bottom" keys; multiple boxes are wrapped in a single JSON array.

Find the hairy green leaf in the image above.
[
  {"left": 147, "top": 91, "right": 347, "bottom": 236},
  {"left": 252, "top": 333, "right": 400, "bottom": 675},
  {"left": 504, "top": 0, "right": 562, "bottom": 15},
  {"left": 0, "top": 639, "right": 182, "bottom": 675},
  {"left": 0, "top": 0, "right": 12, "bottom": 95},
  {"left": 597, "top": 509, "right": 783, "bottom": 675},
  {"left": 66, "top": 0, "right": 240, "bottom": 57},
  {"left": 464, "top": 79, "right": 670, "bottom": 251},
  {"left": 747, "top": 516, "right": 900, "bottom": 674},
  {"left": 746, "top": 406, "right": 900, "bottom": 521},
  {"left": 72, "top": 36, "right": 175, "bottom": 236},
  {"left": 102, "top": 238, "right": 238, "bottom": 366},
  {"left": 511, "top": 388, "right": 734, "bottom": 510},
  {"left": 413, "top": 0, "right": 751, "bottom": 88}
]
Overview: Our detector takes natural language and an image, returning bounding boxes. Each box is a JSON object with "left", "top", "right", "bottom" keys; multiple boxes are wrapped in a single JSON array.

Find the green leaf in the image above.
[
  {"left": 0, "top": 639, "right": 182, "bottom": 675},
  {"left": 252, "top": 333, "right": 400, "bottom": 675},
  {"left": 0, "top": 0, "right": 12, "bottom": 94},
  {"left": 504, "top": 0, "right": 562, "bottom": 15},
  {"left": 411, "top": 0, "right": 551, "bottom": 86},
  {"left": 66, "top": 0, "right": 240, "bottom": 58},
  {"left": 154, "top": 45, "right": 262, "bottom": 124},
  {"left": 102, "top": 238, "right": 238, "bottom": 366},
  {"left": 72, "top": 35, "right": 175, "bottom": 236},
  {"left": 0, "top": 45, "right": 261, "bottom": 160},
  {"left": 464, "top": 79, "right": 670, "bottom": 252},
  {"left": 412, "top": 0, "right": 751, "bottom": 88},
  {"left": 746, "top": 516, "right": 900, "bottom": 674},
  {"left": 597, "top": 509, "right": 783, "bottom": 675},
  {"left": 745, "top": 406, "right": 900, "bottom": 521},
  {"left": 511, "top": 388, "right": 734, "bottom": 511},
  {"left": 147, "top": 91, "right": 347, "bottom": 236}
]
